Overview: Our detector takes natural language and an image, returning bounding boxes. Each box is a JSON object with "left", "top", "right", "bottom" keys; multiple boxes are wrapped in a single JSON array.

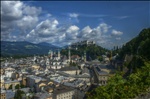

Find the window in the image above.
[{"left": 103, "top": 77, "right": 105, "bottom": 80}]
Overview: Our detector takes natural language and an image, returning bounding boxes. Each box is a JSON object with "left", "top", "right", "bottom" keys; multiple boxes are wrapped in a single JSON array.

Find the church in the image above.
[
  {"left": 46, "top": 50, "right": 65, "bottom": 70},
  {"left": 45, "top": 47, "right": 87, "bottom": 70}
]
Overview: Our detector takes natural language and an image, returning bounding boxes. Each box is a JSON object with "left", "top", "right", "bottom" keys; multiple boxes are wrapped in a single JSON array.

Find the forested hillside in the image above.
[
  {"left": 61, "top": 44, "right": 109, "bottom": 61},
  {"left": 87, "top": 28, "right": 150, "bottom": 99},
  {"left": 119, "top": 28, "right": 150, "bottom": 60}
]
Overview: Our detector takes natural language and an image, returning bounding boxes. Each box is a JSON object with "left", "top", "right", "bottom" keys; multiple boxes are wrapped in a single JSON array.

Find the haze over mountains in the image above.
[{"left": 1, "top": 41, "right": 60, "bottom": 56}]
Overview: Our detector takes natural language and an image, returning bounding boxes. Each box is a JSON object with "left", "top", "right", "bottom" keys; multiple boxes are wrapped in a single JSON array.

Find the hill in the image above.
[
  {"left": 118, "top": 28, "right": 150, "bottom": 60},
  {"left": 38, "top": 42, "right": 60, "bottom": 49},
  {"left": 87, "top": 28, "right": 150, "bottom": 99},
  {"left": 1, "top": 41, "right": 60, "bottom": 57},
  {"left": 61, "top": 41, "right": 109, "bottom": 61}
]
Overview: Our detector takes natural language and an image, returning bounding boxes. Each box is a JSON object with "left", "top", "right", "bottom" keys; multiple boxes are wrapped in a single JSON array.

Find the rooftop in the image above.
[
  {"left": 53, "top": 85, "right": 74, "bottom": 95},
  {"left": 94, "top": 66, "right": 108, "bottom": 75},
  {"left": 59, "top": 66, "right": 79, "bottom": 71}
]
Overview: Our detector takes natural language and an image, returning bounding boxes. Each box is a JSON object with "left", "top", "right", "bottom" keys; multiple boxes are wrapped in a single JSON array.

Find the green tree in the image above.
[
  {"left": 15, "top": 84, "right": 20, "bottom": 89},
  {"left": 8, "top": 84, "right": 12, "bottom": 89},
  {"left": 14, "top": 90, "right": 25, "bottom": 99}
]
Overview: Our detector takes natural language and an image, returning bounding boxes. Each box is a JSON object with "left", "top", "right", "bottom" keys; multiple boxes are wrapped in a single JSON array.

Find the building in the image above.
[
  {"left": 59, "top": 66, "right": 80, "bottom": 75},
  {"left": 4, "top": 80, "right": 20, "bottom": 90},
  {"left": 46, "top": 50, "right": 65, "bottom": 70},
  {"left": 6, "top": 90, "right": 15, "bottom": 99},
  {"left": 26, "top": 75, "right": 42, "bottom": 88},
  {"left": 0, "top": 90, "right": 6, "bottom": 99},
  {"left": 0, "top": 79, "right": 5, "bottom": 89},
  {"left": 0, "top": 68, "right": 5, "bottom": 75},
  {"left": 94, "top": 66, "right": 109, "bottom": 85},
  {"left": 33, "top": 92, "right": 52, "bottom": 99},
  {"left": 53, "top": 85, "right": 75, "bottom": 99}
]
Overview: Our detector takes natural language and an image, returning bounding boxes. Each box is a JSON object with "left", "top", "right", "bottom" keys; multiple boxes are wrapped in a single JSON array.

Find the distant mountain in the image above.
[
  {"left": 1, "top": 41, "right": 60, "bottom": 57},
  {"left": 38, "top": 42, "right": 61, "bottom": 49}
]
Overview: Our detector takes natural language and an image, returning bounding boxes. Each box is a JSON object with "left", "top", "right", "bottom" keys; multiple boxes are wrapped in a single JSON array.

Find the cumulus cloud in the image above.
[
  {"left": 79, "top": 23, "right": 111, "bottom": 41},
  {"left": 79, "top": 26, "right": 93, "bottom": 39},
  {"left": 19, "top": 15, "right": 123, "bottom": 48},
  {"left": 115, "top": 16, "right": 130, "bottom": 20},
  {"left": 1, "top": 1, "right": 23, "bottom": 22},
  {"left": 47, "top": 13, "right": 52, "bottom": 17},
  {"left": 1, "top": 1, "right": 41, "bottom": 40},
  {"left": 112, "top": 29, "right": 123, "bottom": 36},
  {"left": 66, "top": 25, "right": 80, "bottom": 40},
  {"left": 27, "top": 19, "right": 59, "bottom": 38},
  {"left": 69, "top": 13, "right": 79, "bottom": 18},
  {"left": 66, "top": 25, "right": 79, "bottom": 32},
  {"left": 116, "top": 37, "right": 121, "bottom": 40},
  {"left": 1, "top": 1, "right": 124, "bottom": 49}
]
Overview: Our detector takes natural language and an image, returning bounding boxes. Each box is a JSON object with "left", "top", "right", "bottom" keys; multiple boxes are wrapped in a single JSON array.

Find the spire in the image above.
[
  {"left": 58, "top": 49, "right": 60, "bottom": 60},
  {"left": 51, "top": 50, "right": 53, "bottom": 59},
  {"left": 84, "top": 51, "right": 86, "bottom": 62},
  {"left": 68, "top": 46, "right": 71, "bottom": 62}
]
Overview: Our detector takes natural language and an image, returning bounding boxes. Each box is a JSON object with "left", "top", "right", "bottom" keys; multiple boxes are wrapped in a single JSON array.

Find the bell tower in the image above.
[
  {"left": 58, "top": 49, "right": 60, "bottom": 60},
  {"left": 84, "top": 51, "right": 86, "bottom": 62},
  {"left": 68, "top": 46, "right": 71, "bottom": 63}
]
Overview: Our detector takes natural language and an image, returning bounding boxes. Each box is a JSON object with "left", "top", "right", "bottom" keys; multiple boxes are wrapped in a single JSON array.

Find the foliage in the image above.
[
  {"left": 61, "top": 44, "right": 108, "bottom": 60},
  {"left": 118, "top": 28, "right": 150, "bottom": 61},
  {"left": 15, "top": 84, "right": 20, "bottom": 89},
  {"left": 112, "top": 28, "right": 150, "bottom": 72},
  {"left": 87, "top": 61, "right": 150, "bottom": 99},
  {"left": 14, "top": 89, "right": 25, "bottom": 99},
  {"left": 88, "top": 28, "right": 150, "bottom": 98},
  {"left": 20, "top": 84, "right": 26, "bottom": 88},
  {"left": 97, "top": 56, "right": 103, "bottom": 61},
  {"left": 8, "top": 84, "right": 12, "bottom": 89}
]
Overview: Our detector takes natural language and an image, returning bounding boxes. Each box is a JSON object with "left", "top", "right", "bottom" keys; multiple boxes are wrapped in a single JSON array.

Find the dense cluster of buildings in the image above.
[{"left": 0, "top": 46, "right": 111, "bottom": 99}]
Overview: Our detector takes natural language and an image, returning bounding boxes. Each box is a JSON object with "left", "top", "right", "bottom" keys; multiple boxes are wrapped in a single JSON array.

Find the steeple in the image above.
[
  {"left": 33, "top": 55, "right": 36, "bottom": 64},
  {"left": 68, "top": 46, "right": 71, "bottom": 62},
  {"left": 84, "top": 51, "right": 86, "bottom": 62},
  {"left": 48, "top": 50, "right": 51, "bottom": 58},
  {"left": 51, "top": 50, "right": 53, "bottom": 59},
  {"left": 58, "top": 49, "right": 60, "bottom": 60},
  {"left": 46, "top": 58, "right": 49, "bottom": 66}
]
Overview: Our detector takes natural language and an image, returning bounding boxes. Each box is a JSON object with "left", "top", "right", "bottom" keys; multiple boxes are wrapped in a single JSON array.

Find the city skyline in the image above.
[{"left": 1, "top": 1, "right": 150, "bottom": 49}]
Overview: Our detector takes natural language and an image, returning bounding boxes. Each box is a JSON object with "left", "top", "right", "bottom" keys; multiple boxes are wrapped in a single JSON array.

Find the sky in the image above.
[{"left": 1, "top": 1, "right": 150, "bottom": 49}]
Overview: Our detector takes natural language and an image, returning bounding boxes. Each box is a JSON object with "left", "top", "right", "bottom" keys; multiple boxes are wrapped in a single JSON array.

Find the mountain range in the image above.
[{"left": 1, "top": 41, "right": 61, "bottom": 57}]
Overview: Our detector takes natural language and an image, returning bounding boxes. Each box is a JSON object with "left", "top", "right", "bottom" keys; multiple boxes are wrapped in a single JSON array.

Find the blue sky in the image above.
[{"left": 1, "top": 1, "right": 150, "bottom": 49}]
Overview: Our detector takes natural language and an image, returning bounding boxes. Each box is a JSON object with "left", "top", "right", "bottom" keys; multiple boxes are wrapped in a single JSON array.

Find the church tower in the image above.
[
  {"left": 58, "top": 50, "right": 60, "bottom": 60},
  {"left": 33, "top": 55, "right": 36, "bottom": 64},
  {"left": 84, "top": 51, "right": 86, "bottom": 62},
  {"left": 68, "top": 46, "right": 71, "bottom": 62},
  {"left": 46, "top": 58, "right": 49, "bottom": 66},
  {"left": 48, "top": 50, "right": 51, "bottom": 57},
  {"left": 51, "top": 50, "right": 53, "bottom": 59}
]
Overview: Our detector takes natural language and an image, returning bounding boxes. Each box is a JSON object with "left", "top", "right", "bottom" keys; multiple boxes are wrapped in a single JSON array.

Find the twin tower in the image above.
[
  {"left": 48, "top": 47, "right": 86, "bottom": 62},
  {"left": 48, "top": 50, "right": 60, "bottom": 60}
]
